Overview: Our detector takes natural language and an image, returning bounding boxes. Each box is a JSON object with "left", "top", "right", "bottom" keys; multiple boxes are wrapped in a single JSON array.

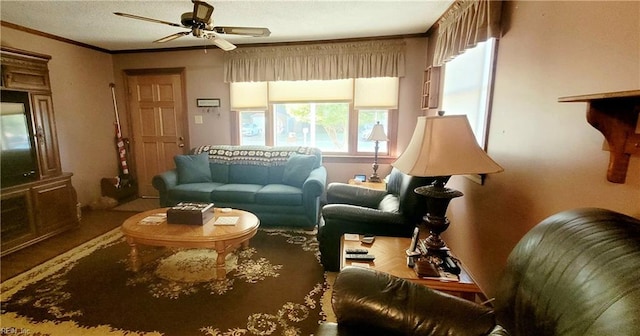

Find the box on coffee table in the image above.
[{"left": 167, "top": 202, "right": 215, "bottom": 225}]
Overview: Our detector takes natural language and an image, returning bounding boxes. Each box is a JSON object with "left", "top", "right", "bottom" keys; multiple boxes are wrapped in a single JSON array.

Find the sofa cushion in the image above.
[
  {"left": 211, "top": 184, "right": 262, "bottom": 203},
  {"left": 174, "top": 153, "right": 212, "bottom": 184},
  {"left": 283, "top": 154, "right": 316, "bottom": 187},
  {"left": 256, "top": 184, "right": 303, "bottom": 206},
  {"left": 268, "top": 165, "right": 286, "bottom": 184},
  {"left": 229, "top": 164, "right": 269, "bottom": 185},
  {"left": 209, "top": 163, "right": 229, "bottom": 184},
  {"left": 168, "top": 183, "right": 222, "bottom": 203}
]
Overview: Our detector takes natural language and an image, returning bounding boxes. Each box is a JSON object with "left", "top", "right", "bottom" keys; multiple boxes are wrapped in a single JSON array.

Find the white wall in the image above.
[{"left": 442, "top": 0, "right": 640, "bottom": 297}]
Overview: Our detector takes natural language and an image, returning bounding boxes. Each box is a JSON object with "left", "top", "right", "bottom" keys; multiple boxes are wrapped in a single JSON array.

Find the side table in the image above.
[
  {"left": 340, "top": 234, "right": 486, "bottom": 302},
  {"left": 347, "top": 179, "right": 386, "bottom": 190}
]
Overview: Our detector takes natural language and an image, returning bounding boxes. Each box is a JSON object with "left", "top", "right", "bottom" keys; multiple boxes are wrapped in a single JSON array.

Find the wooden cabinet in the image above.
[
  {"left": 0, "top": 188, "right": 37, "bottom": 254},
  {"left": 421, "top": 66, "right": 441, "bottom": 110},
  {"left": 1, "top": 174, "right": 77, "bottom": 256},
  {"left": 1, "top": 46, "right": 78, "bottom": 256},
  {"left": 1, "top": 47, "right": 62, "bottom": 177}
]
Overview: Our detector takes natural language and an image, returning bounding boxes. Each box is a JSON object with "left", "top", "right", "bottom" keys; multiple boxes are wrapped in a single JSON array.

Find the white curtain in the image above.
[
  {"left": 433, "top": 0, "right": 502, "bottom": 66},
  {"left": 224, "top": 40, "right": 406, "bottom": 83}
]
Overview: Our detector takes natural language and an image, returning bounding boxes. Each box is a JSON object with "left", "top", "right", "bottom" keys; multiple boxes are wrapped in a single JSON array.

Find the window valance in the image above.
[
  {"left": 224, "top": 40, "right": 406, "bottom": 83},
  {"left": 433, "top": 0, "right": 502, "bottom": 66}
]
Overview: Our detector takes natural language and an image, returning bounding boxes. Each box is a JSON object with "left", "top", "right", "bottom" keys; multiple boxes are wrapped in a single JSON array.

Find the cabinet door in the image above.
[
  {"left": 33, "top": 178, "right": 78, "bottom": 235},
  {"left": 31, "top": 94, "right": 61, "bottom": 178},
  {"left": 0, "top": 188, "right": 37, "bottom": 255}
]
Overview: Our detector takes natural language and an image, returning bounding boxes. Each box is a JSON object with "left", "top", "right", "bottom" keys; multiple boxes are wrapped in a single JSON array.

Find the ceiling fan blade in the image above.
[
  {"left": 154, "top": 31, "right": 191, "bottom": 43},
  {"left": 204, "top": 34, "right": 237, "bottom": 51},
  {"left": 114, "top": 12, "right": 183, "bottom": 28},
  {"left": 193, "top": 1, "right": 214, "bottom": 23},
  {"left": 213, "top": 26, "right": 271, "bottom": 37}
]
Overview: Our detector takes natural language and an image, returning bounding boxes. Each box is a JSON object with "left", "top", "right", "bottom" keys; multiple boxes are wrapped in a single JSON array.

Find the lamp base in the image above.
[
  {"left": 370, "top": 160, "right": 381, "bottom": 183},
  {"left": 414, "top": 177, "right": 463, "bottom": 253}
]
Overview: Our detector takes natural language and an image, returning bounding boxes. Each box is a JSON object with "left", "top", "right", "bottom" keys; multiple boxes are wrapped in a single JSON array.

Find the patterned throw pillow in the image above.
[
  {"left": 174, "top": 153, "right": 212, "bottom": 184},
  {"left": 282, "top": 154, "right": 316, "bottom": 188}
]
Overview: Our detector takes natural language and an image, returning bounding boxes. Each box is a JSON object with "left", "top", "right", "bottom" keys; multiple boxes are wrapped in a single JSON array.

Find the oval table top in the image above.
[{"left": 121, "top": 207, "right": 260, "bottom": 245}]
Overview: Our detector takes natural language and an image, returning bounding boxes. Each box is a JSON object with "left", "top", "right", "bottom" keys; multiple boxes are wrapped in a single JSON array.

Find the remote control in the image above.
[
  {"left": 346, "top": 254, "right": 375, "bottom": 261},
  {"left": 345, "top": 248, "right": 368, "bottom": 254},
  {"left": 361, "top": 235, "right": 375, "bottom": 244}
]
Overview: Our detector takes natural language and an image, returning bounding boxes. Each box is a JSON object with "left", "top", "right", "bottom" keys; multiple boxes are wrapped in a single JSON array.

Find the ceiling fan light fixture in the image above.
[
  {"left": 193, "top": 1, "right": 214, "bottom": 22},
  {"left": 113, "top": 0, "right": 268, "bottom": 51}
]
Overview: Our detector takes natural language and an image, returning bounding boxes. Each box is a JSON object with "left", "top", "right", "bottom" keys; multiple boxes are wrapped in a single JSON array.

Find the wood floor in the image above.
[{"left": 1, "top": 209, "right": 137, "bottom": 282}]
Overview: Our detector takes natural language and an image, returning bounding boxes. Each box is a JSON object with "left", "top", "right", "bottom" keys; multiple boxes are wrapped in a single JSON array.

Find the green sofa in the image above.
[{"left": 152, "top": 145, "right": 327, "bottom": 229}]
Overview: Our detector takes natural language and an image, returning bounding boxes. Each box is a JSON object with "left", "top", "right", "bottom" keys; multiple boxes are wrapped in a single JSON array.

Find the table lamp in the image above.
[
  {"left": 392, "top": 115, "right": 503, "bottom": 253},
  {"left": 367, "top": 121, "right": 389, "bottom": 183}
]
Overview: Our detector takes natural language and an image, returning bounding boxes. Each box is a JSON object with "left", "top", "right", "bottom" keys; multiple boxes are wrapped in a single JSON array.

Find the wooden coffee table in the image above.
[
  {"left": 340, "top": 234, "right": 486, "bottom": 302},
  {"left": 121, "top": 207, "right": 259, "bottom": 280}
]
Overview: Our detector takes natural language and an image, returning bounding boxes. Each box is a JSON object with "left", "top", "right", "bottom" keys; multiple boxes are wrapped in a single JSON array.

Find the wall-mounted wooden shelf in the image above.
[
  {"left": 559, "top": 90, "right": 640, "bottom": 183},
  {"left": 421, "top": 66, "right": 441, "bottom": 110}
]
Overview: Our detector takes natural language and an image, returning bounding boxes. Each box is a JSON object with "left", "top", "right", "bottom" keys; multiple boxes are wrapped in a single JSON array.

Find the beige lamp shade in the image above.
[
  {"left": 392, "top": 115, "right": 503, "bottom": 176},
  {"left": 367, "top": 123, "right": 388, "bottom": 141}
]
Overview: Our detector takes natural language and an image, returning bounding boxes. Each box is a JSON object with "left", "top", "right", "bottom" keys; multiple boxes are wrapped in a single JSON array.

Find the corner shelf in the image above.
[
  {"left": 421, "top": 66, "right": 441, "bottom": 110},
  {"left": 559, "top": 90, "right": 640, "bottom": 183}
]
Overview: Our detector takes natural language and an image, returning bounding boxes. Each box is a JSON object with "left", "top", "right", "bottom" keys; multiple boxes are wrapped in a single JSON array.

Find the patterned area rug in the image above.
[{"left": 1, "top": 228, "right": 327, "bottom": 336}]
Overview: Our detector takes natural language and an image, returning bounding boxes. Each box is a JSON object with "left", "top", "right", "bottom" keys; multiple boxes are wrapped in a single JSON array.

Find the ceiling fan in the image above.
[{"left": 114, "top": 0, "right": 270, "bottom": 51}]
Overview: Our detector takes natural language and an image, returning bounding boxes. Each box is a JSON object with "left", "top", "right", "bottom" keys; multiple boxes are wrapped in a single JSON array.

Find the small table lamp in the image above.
[
  {"left": 392, "top": 115, "right": 503, "bottom": 253},
  {"left": 367, "top": 122, "right": 388, "bottom": 183}
]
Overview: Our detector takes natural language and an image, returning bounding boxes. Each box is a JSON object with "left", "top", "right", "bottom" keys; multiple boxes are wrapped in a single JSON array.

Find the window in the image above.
[
  {"left": 239, "top": 111, "right": 265, "bottom": 146},
  {"left": 274, "top": 103, "right": 350, "bottom": 152},
  {"left": 441, "top": 38, "right": 497, "bottom": 148},
  {"left": 231, "top": 78, "right": 397, "bottom": 155}
]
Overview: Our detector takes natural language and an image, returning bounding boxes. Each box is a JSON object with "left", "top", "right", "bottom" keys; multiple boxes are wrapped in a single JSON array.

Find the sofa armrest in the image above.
[
  {"left": 332, "top": 267, "right": 496, "bottom": 336},
  {"left": 326, "top": 182, "right": 387, "bottom": 208},
  {"left": 322, "top": 204, "right": 404, "bottom": 228},
  {"left": 318, "top": 205, "right": 408, "bottom": 271},
  {"left": 152, "top": 169, "right": 178, "bottom": 206},
  {"left": 299, "top": 165, "right": 327, "bottom": 226},
  {"left": 303, "top": 165, "right": 327, "bottom": 198}
]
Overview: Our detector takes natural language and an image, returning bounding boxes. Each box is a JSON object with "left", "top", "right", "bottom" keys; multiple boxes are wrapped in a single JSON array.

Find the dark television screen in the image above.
[{"left": 1, "top": 90, "right": 39, "bottom": 188}]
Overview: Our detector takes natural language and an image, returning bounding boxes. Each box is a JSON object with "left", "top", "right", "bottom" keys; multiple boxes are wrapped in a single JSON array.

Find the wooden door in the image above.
[{"left": 126, "top": 70, "right": 188, "bottom": 197}]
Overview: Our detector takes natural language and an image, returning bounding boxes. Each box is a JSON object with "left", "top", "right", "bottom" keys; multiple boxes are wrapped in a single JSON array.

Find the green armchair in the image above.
[{"left": 317, "top": 168, "right": 435, "bottom": 271}]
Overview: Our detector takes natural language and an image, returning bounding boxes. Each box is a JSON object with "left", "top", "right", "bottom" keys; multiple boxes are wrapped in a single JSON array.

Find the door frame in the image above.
[{"left": 122, "top": 67, "right": 189, "bottom": 193}]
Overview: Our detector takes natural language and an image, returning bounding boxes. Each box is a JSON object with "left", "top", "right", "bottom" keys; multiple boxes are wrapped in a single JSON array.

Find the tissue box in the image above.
[{"left": 167, "top": 202, "right": 214, "bottom": 225}]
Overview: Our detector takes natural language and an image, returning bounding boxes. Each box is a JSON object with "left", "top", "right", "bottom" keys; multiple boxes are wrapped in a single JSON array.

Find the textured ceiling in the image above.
[{"left": 0, "top": 0, "right": 453, "bottom": 52}]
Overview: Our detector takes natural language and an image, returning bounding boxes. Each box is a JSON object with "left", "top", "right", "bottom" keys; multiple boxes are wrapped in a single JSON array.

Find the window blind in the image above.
[
  {"left": 354, "top": 77, "right": 399, "bottom": 109},
  {"left": 230, "top": 82, "right": 268, "bottom": 110},
  {"left": 230, "top": 77, "right": 398, "bottom": 110}
]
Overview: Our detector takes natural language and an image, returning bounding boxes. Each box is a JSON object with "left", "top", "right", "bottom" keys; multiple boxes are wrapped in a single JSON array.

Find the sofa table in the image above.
[
  {"left": 340, "top": 234, "right": 486, "bottom": 302},
  {"left": 121, "top": 207, "right": 259, "bottom": 280}
]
